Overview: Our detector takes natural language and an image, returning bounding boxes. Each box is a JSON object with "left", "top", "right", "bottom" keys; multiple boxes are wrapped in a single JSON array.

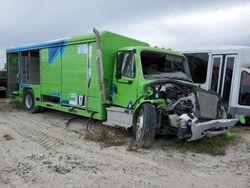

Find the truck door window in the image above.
[
  {"left": 239, "top": 71, "right": 250, "bottom": 106},
  {"left": 117, "top": 52, "right": 135, "bottom": 78},
  {"left": 185, "top": 53, "right": 208, "bottom": 84}
]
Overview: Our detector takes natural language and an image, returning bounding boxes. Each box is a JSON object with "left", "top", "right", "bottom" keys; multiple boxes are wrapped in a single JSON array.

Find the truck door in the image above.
[
  {"left": 210, "top": 55, "right": 236, "bottom": 108},
  {"left": 112, "top": 51, "right": 138, "bottom": 108}
]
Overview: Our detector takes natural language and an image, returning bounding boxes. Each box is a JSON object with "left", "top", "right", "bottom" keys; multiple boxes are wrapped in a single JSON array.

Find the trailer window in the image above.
[
  {"left": 117, "top": 52, "right": 135, "bottom": 78},
  {"left": 185, "top": 53, "right": 208, "bottom": 84},
  {"left": 20, "top": 50, "right": 40, "bottom": 84},
  {"left": 239, "top": 71, "right": 250, "bottom": 106}
]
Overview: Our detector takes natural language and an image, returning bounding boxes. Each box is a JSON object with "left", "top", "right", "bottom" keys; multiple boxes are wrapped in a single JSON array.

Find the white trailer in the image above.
[{"left": 182, "top": 45, "right": 250, "bottom": 122}]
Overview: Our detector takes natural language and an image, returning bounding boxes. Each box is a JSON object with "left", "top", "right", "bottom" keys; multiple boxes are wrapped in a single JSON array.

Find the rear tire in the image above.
[
  {"left": 134, "top": 103, "right": 157, "bottom": 148},
  {"left": 23, "top": 89, "right": 40, "bottom": 113}
]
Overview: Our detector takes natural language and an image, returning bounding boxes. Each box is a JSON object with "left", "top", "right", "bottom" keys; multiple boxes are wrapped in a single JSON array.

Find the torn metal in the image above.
[{"left": 151, "top": 80, "right": 238, "bottom": 141}]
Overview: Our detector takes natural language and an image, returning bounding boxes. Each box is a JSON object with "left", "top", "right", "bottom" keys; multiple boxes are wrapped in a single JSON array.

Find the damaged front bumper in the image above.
[{"left": 188, "top": 119, "right": 238, "bottom": 141}]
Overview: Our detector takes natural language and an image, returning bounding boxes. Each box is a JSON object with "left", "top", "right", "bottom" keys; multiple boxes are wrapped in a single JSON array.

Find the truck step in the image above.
[{"left": 103, "top": 107, "right": 133, "bottom": 129}]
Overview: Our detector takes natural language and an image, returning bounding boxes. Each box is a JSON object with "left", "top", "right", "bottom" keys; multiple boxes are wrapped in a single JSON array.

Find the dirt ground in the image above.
[{"left": 0, "top": 98, "right": 249, "bottom": 188}]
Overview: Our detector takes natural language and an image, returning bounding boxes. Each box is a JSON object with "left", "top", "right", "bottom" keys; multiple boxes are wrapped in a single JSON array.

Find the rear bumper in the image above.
[{"left": 188, "top": 119, "right": 238, "bottom": 141}]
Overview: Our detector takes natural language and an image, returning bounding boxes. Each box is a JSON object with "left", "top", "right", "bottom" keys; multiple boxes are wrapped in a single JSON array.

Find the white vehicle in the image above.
[{"left": 182, "top": 45, "right": 250, "bottom": 123}]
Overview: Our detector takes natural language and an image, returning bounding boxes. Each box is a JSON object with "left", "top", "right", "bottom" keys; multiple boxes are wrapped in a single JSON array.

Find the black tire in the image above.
[
  {"left": 23, "top": 89, "right": 40, "bottom": 113},
  {"left": 134, "top": 103, "right": 157, "bottom": 148}
]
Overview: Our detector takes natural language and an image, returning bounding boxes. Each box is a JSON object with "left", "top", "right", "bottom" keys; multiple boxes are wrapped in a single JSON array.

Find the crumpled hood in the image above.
[{"left": 144, "top": 71, "right": 192, "bottom": 82}]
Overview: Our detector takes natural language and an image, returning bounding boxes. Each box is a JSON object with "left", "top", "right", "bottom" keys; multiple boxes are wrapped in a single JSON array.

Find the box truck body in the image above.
[{"left": 7, "top": 31, "right": 150, "bottom": 120}]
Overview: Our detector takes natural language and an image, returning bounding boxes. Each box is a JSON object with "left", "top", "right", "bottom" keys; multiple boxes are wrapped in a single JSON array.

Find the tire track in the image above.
[
  {"left": 9, "top": 112, "right": 83, "bottom": 143},
  {"left": 1, "top": 116, "right": 79, "bottom": 151}
]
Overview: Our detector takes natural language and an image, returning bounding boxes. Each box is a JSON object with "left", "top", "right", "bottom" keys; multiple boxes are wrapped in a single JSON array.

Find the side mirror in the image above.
[{"left": 115, "top": 70, "right": 122, "bottom": 79}]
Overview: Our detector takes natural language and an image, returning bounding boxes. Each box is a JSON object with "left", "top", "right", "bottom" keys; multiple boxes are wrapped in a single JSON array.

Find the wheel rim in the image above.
[
  {"left": 25, "top": 94, "right": 32, "bottom": 109},
  {"left": 136, "top": 110, "right": 144, "bottom": 140}
]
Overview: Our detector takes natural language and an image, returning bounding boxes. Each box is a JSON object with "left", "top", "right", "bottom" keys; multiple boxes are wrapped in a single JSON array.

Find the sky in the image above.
[{"left": 0, "top": 0, "right": 250, "bottom": 68}]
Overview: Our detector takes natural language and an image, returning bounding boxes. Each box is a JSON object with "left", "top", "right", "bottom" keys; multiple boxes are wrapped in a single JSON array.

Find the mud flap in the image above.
[{"left": 188, "top": 119, "right": 238, "bottom": 141}]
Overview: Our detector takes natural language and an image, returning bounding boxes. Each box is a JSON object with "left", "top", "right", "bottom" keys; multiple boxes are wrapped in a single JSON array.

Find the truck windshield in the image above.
[{"left": 141, "top": 51, "right": 190, "bottom": 81}]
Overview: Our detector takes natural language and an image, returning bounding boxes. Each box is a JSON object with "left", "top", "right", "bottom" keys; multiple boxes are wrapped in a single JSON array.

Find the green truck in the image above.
[{"left": 6, "top": 29, "right": 238, "bottom": 147}]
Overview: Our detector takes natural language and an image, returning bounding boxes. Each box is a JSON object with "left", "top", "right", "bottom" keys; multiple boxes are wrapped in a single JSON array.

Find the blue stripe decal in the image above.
[
  {"left": 19, "top": 84, "right": 31, "bottom": 89},
  {"left": 48, "top": 39, "right": 68, "bottom": 64},
  {"left": 6, "top": 38, "right": 69, "bottom": 53},
  {"left": 60, "top": 99, "right": 69, "bottom": 104},
  {"left": 47, "top": 92, "right": 61, "bottom": 97},
  {"left": 49, "top": 47, "right": 61, "bottom": 64},
  {"left": 61, "top": 40, "right": 68, "bottom": 58}
]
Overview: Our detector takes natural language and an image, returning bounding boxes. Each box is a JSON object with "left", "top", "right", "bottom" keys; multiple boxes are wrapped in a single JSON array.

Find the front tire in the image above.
[
  {"left": 134, "top": 103, "right": 157, "bottom": 148},
  {"left": 23, "top": 89, "right": 40, "bottom": 113}
]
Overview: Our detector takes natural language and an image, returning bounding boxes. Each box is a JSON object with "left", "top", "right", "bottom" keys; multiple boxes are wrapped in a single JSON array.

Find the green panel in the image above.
[
  {"left": 61, "top": 44, "right": 87, "bottom": 104},
  {"left": 87, "top": 42, "right": 100, "bottom": 98},
  {"left": 61, "top": 42, "right": 102, "bottom": 114},
  {"left": 86, "top": 42, "right": 103, "bottom": 114},
  {"left": 40, "top": 48, "right": 61, "bottom": 96}
]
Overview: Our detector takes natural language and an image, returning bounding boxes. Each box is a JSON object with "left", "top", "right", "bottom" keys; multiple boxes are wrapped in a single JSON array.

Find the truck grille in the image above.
[{"left": 195, "top": 90, "right": 219, "bottom": 119}]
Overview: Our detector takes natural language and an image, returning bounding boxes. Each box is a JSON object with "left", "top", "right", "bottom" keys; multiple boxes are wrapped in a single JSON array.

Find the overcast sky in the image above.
[{"left": 0, "top": 0, "right": 250, "bottom": 68}]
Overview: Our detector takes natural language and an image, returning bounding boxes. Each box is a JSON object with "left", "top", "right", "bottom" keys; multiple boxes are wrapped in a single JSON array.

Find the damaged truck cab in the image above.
[
  {"left": 6, "top": 29, "right": 238, "bottom": 148},
  {"left": 107, "top": 46, "right": 238, "bottom": 147}
]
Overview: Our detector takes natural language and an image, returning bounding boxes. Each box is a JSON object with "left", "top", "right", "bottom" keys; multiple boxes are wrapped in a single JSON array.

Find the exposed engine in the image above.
[{"left": 151, "top": 82, "right": 227, "bottom": 139}]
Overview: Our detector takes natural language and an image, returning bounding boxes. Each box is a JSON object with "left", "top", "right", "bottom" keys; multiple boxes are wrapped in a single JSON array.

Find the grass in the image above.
[
  {"left": 84, "top": 124, "right": 247, "bottom": 155},
  {"left": 3, "top": 134, "right": 13, "bottom": 141},
  {"left": 126, "top": 141, "right": 139, "bottom": 152},
  {"left": 160, "top": 133, "right": 240, "bottom": 156},
  {"left": 84, "top": 126, "right": 139, "bottom": 151},
  {"left": 231, "top": 125, "right": 250, "bottom": 134}
]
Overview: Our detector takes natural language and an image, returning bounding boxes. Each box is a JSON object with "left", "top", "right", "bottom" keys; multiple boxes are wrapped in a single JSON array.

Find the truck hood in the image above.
[
  {"left": 144, "top": 72, "right": 192, "bottom": 82},
  {"left": 144, "top": 72, "right": 197, "bottom": 88}
]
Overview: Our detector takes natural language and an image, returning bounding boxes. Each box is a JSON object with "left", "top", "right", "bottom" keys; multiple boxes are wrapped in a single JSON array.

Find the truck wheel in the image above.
[
  {"left": 23, "top": 89, "right": 40, "bottom": 113},
  {"left": 134, "top": 103, "right": 157, "bottom": 148}
]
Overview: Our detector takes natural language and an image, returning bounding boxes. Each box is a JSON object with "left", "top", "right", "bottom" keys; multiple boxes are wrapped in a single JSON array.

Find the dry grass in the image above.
[
  {"left": 84, "top": 126, "right": 133, "bottom": 147},
  {"left": 160, "top": 133, "right": 240, "bottom": 156},
  {"left": 84, "top": 124, "right": 246, "bottom": 155},
  {"left": 3, "top": 134, "right": 14, "bottom": 141},
  {"left": 126, "top": 141, "right": 139, "bottom": 152},
  {"left": 231, "top": 125, "right": 250, "bottom": 134}
]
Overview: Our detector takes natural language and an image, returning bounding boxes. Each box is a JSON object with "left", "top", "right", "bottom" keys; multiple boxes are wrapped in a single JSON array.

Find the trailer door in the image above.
[
  {"left": 210, "top": 55, "right": 236, "bottom": 108},
  {"left": 221, "top": 55, "right": 236, "bottom": 106},
  {"left": 7, "top": 53, "right": 19, "bottom": 96}
]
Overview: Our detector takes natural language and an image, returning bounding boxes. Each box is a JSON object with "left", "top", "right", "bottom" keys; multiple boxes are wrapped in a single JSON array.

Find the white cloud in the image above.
[
  {"left": 0, "top": 0, "right": 250, "bottom": 68},
  {"left": 108, "top": 3, "right": 250, "bottom": 49}
]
